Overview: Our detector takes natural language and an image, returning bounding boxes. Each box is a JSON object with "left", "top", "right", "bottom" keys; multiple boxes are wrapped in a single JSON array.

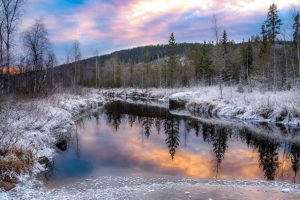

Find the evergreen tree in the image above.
[
  {"left": 221, "top": 30, "right": 229, "bottom": 84},
  {"left": 293, "top": 12, "right": 300, "bottom": 46},
  {"left": 164, "top": 118, "right": 180, "bottom": 160},
  {"left": 265, "top": 3, "right": 282, "bottom": 44},
  {"left": 167, "top": 32, "right": 178, "bottom": 87},
  {"left": 221, "top": 30, "right": 228, "bottom": 55},
  {"left": 264, "top": 3, "right": 282, "bottom": 89},
  {"left": 261, "top": 24, "right": 268, "bottom": 42}
]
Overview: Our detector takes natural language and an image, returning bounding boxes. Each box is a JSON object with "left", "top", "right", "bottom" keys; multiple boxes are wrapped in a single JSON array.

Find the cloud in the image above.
[{"left": 23, "top": 0, "right": 300, "bottom": 61}]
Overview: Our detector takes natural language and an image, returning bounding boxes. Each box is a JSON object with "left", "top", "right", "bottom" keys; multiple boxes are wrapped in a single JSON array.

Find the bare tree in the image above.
[
  {"left": 22, "top": 18, "right": 51, "bottom": 93},
  {"left": 1, "top": 0, "right": 25, "bottom": 92},
  {"left": 72, "top": 40, "right": 81, "bottom": 87},
  {"left": 95, "top": 50, "right": 99, "bottom": 88},
  {"left": 212, "top": 15, "right": 224, "bottom": 98}
]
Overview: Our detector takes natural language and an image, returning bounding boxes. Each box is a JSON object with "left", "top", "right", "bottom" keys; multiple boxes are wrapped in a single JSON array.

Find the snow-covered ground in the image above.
[
  {"left": 100, "top": 86, "right": 300, "bottom": 127},
  {"left": 2, "top": 176, "right": 300, "bottom": 200},
  {"left": 1, "top": 86, "right": 300, "bottom": 198},
  {"left": 0, "top": 89, "right": 105, "bottom": 189}
]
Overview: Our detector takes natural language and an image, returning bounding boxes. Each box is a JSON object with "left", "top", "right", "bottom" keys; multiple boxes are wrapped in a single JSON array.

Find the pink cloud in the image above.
[{"left": 22, "top": 0, "right": 300, "bottom": 58}]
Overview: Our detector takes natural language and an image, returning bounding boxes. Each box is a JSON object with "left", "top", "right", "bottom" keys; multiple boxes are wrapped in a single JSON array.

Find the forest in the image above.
[{"left": 0, "top": 3, "right": 299, "bottom": 96}]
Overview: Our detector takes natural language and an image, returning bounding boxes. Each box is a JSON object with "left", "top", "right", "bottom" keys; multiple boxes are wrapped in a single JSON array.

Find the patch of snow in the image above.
[
  {"left": 3, "top": 176, "right": 300, "bottom": 200},
  {"left": 282, "top": 188, "right": 290, "bottom": 193}
]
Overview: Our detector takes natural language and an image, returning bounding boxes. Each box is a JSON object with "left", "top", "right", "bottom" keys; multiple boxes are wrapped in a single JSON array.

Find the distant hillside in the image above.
[{"left": 74, "top": 42, "right": 205, "bottom": 66}]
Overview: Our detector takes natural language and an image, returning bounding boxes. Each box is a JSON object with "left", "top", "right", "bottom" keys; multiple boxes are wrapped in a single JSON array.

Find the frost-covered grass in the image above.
[
  {"left": 1, "top": 85, "right": 300, "bottom": 193},
  {"left": 100, "top": 86, "right": 300, "bottom": 126},
  {"left": 185, "top": 86, "right": 300, "bottom": 126},
  {"left": 0, "top": 89, "right": 104, "bottom": 186}
]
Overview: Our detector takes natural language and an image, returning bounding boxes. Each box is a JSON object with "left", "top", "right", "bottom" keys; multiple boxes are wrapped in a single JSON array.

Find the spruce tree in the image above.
[
  {"left": 221, "top": 30, "right": 228, "bottom": 83},
  {"left": 265, "top": 3, "right": 282, "bottom": 44},
  {"left": 167, "top": 32, "right": 178, "bottom": 87},
  {"left": 222, "top": 30, "right": 228, "bottom": 55},
  {"left": 264, "top": 3, "right": 282, "bottom": 89}
]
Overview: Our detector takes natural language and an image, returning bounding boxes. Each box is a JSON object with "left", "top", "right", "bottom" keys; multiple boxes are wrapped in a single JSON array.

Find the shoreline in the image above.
[{"left": 1, "top": 86, "right": 300, "bottom": 197}]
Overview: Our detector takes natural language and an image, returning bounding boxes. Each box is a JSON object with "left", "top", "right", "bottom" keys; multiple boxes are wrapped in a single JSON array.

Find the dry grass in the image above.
[{"left": 0, "top": 149, "right": 35, "bottom": 182}]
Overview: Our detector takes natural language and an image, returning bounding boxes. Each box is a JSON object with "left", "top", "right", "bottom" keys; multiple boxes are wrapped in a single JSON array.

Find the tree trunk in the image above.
[{"left": 273, "top": 46, "right": 276, "bottom": 90}]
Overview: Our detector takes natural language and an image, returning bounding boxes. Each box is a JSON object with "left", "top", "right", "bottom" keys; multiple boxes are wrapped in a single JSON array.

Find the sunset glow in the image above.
[{"left": 24, "top": 0, "right": 300, "bottom": 59}]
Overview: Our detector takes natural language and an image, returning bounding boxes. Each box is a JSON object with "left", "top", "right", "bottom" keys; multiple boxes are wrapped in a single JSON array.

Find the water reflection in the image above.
[{"left": 45, "top": 101, "right": 300, "bottom": 185}]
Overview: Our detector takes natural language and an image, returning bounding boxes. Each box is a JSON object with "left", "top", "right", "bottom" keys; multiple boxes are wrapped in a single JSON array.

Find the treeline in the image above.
[
  {"left": 1, "top": 2, "right": 300, "bottom": 97},
  {"left": 73, "top": 3, "right": 300, "bottom": 90}
]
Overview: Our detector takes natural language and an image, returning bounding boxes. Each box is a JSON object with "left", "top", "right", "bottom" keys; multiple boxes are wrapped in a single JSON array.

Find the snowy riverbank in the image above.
[
  {"left": 0, "top": 89, "right": 105, "bottom": 191},
  {"left": 1, "top": 86, "right": 300, "bottom": 197},
  {"left": 100, "top": 86, "right": 300, "bottom": 127}
]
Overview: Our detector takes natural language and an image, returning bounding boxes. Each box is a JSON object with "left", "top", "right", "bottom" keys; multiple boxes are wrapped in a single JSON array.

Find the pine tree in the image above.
[
  {"left": 264, "top": 3, "right": 282, "bottom": 89},
  {"left": 265, "top": 3, "right": 282, "bottom": 44},
  {"left": 167, "top": 32, "right": 178, "bottom": 87},
  {"left": 222, "top": 30, "right": 228, "bottom": 55},
  {"left": 261, "top": 24, "right": 268, "bottom": 42}
]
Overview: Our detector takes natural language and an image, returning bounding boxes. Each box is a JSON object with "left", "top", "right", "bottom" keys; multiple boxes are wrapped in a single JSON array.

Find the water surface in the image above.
[{"left": 42, "top": 101, "right": 300, "bottom": 187}]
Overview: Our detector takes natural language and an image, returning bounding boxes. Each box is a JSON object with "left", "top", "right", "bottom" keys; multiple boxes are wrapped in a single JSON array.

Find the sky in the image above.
[{"left": 22, "top": 0, "right": 300, "bottom": 63}]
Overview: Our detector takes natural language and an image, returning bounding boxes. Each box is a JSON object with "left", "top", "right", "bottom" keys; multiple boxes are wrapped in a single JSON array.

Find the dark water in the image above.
[{"left": 43, "top": 101, "right": 300, "bottom": 187}]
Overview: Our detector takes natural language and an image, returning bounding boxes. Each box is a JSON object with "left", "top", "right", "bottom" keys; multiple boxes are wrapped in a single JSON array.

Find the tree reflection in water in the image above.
[
  {"left": 257, "top": 140, "right": 279, "bottom": 180},
  {"left": 164, "top": 118, "right": 180, "bottom": 160},
  {"left": 103, "top": 101, "right": 300, "bottom": 182},
  {"left": 290, "top": 143, "right": 300, "bottom": 182},
  {"left": 211, "top": 126, "right": 228, "bottom": 178}
]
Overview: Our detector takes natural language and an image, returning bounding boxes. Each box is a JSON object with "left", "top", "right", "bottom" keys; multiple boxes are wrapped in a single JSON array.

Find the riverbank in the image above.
[
  {"left": 1, "top": 86, "right": 300, "bottom": 197},
  {"left": 0, "top": 89, "right": 105, "bottom": 191},
  {"left": 100, "top": 86, "right": 300, "bottom": 127}
]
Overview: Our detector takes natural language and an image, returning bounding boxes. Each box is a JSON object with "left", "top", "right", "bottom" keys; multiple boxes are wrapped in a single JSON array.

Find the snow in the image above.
[
  {"left": 169, "top": 92, "right": 200, "bottom": 102},
  {"left": 2, "top": 176, "right": 300, "bottom": 200},
  {"left": 281, "top": 188, "right": 290, "bottom": 193},
  {"left": 1, "top": 86, "right": 300, "bottom": 198},
  {"left": 101, "top": 86, "right": 300, "bottom": 127},
  {"left": 0, "top": 89, "right": 105, "bottom": 183}
]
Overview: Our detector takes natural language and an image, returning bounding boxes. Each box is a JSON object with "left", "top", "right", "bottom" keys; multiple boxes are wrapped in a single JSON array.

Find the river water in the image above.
[{"left": 34, "top": 100, "right": 300, "bottom": 199}]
